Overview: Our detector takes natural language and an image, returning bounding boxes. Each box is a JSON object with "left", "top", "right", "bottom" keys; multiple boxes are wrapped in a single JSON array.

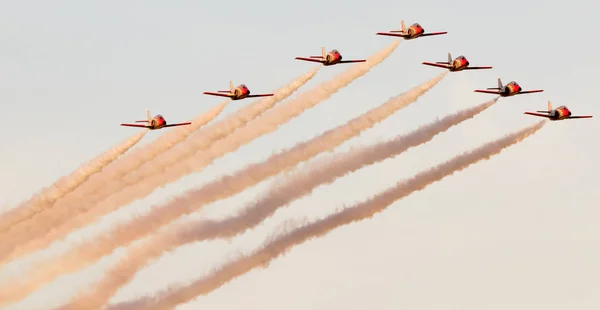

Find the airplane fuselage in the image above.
[
  {"left": 499, "top": 83, "right": 522, "bottom": 96},
  {"left": 149, "top": 116, "right": 167, "bottom": 129},
  {"left": 404, "top": 25, "right": 425, "bottom": 39},
  {"left": 231, "top": 85, "right": 251, "bottom": 100},
  {"left": 449, "top": 57, "right": 470, "bottom": 71},
  {"left": 322, "top": 51, "right": 343, "bottom": 66},
  {"left": 548, "top": 107, "right": 572, "bottom": 120}
]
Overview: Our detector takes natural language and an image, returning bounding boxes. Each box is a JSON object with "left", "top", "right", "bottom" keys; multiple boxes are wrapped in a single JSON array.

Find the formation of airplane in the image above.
[
  {"left": 120, "top": 111, "right": 192, "bottom": 130},
  {"left": 295, "top": 47, "right": 366, "bottom": 66},
  {"left": 422, "top": 52, "right": 493, "bottom": 72},
  {"left": 376, "top": 20, "right": 447, "bottom": 40},
  {"left": 524, "top": 101, "right": 593, "bottom": 121},
  {"left": 203, "top": 81, "right": 274, "bottom": 100},
  {"left": 475, "top": 78, "right": 544, "bottom": 97},
  {"left": 120, "top": 19, "right": 592, "bottom": 130}
]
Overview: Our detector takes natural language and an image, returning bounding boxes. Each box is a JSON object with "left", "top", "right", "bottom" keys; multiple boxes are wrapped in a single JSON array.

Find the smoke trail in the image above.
[
  {"left": 0, "top": 130, "right": 148, "bottom": 235},
  {"left": 59, "top": 66, "right": 321, "bottom": 214},
  {"left": 0, "top": 66, "right": 320, "bottom": 266},
  {"left": 4, "top": 65, "right": 439, "bottom": 307},
  {"left": 58, "top": 96, "right": 494, "bottom": 310},
  {"left": 0, "top": 42, "right": 399, "bottom": 268},
  {"left": 107, "top": 120, "right": 546, "bottom": 310}
]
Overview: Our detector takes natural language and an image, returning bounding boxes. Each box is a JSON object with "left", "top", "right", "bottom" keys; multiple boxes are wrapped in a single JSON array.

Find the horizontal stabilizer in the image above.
[
  {"left": 203, "top": 91, "right": 234, "bottom": 98},
  {"left": 121, "top": 123, "right": 151, "bottom": 128},
  {"left": 375, "top": 32, "right": 407, "bottom": 38},
  {"left": 474, "top": 90, "right": 501, "bottom": 95},
  {"left": 420, "top": 32, "right": 448, "bottom": 37},
  {"left": 524, "top": 112, "right": 552, "bottom": 119}
]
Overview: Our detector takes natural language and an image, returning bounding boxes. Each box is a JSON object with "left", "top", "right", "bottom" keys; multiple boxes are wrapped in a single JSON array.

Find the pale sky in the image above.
[{"left": 1, "top": 0, "right": 599, "bottom": 309}]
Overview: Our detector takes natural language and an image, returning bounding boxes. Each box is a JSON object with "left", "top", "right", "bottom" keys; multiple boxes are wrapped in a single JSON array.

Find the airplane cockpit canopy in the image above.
[
  {"left": 331, "top": 49, "right": 339, "bottom": 54},
  {"left": 156, "top": 114, "right": 164, "bottom": 119},
  {"left": 413, "top": 23, "right": 421, "bottom": 27},
  {"left": 239, "top": 84, "right": 247, "bottom": 88}
]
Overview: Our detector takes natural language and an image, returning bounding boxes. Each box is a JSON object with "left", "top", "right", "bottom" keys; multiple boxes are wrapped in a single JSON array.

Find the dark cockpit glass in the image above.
[
  {"left": 332, "top": 49, "right": 339, "bottom": 54},
  {"left": 156, "top": 114, "right": 163, "bottom": 119},
  {"left": 414, "top": 23, "right": 420, "bottom": 27},
  {"left": 240, "top": 84, "right": 247, "bottom": 88}
]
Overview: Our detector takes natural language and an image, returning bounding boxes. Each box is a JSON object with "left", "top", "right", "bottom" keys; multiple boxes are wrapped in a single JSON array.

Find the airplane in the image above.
[
  {"left": 422, "top": 52, "right": 492, "bottom": 72},
  {"left": 376, "top": 20, "right": 447, "bottom": 40},
  {"left": 295, "top": 47, "right": 366, "bottom": 66},
  {"left": 120, "top": 110, "right": 192, "bottom": 130},
  {"left": 203, "top": 81, "right": 274, "bottom": 100},
  {"left": 475, "top": 78, "right": 544, "bottom": 97},
  {"left": 524, "top": 101, "right": 593, "bottom": 121}
]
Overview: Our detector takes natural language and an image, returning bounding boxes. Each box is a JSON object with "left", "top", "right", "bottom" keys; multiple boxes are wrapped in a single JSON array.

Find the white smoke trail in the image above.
[
  {"left": 0, "top": 66, "right": 321, "bottom": 266},
  {"left": 4, "top": 64, "right": 440, "bottom": 307},
  {"left": 0, "top": 42, "right": 399, "bottom": 266},
  {"left": 57, "top": 96, "right": 494, "bottom": 310},
  {"left": 61, "top": 66, "right": 321, "bottom": 213},
  {"left": 0, "top": 102, "right": 226, "bottom": 260},
  {"left": 0, "top": 130, "right": 148, "bottom": 235},
  {"left": 107, "top": 120, "right": 546, "bottom": 310}
]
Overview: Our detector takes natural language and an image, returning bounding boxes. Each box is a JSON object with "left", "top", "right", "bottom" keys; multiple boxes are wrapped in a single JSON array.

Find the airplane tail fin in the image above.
[
  {"left": 536, "top": 101, "right": 553, "bottom": 113},
  {"left": 230, "top": 80, "right": 233, "bottom": 93},
  {"left": 147, "top": 110, "right": 152, "bottom": 123},
  {"left": 322, "top": 46, "right": 325, "bottom": 58},
  {"left": 401, "top": 20, "right": 406, "bottom": 32},
  {"left": 487, "top": 78, "right": 503, "bottom": 90},
  {"left": 447, "top": 52, "right": 452, "bottom": 63}
]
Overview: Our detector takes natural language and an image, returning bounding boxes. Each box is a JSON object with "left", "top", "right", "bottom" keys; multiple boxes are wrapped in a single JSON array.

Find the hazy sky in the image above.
[{"left": 1, "top": 0, "right": 599, "bottom": 309}]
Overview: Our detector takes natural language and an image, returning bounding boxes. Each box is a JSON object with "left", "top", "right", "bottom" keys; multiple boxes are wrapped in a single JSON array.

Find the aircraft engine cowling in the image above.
[
  {"left": 326, "top": 54, "right": 333, "bottom": 62},
  {"left": 408, "top": 28, "right": 416, "bottom": 35},
  {"left": 150, "top": 119, "right": 158, "bottom": 127},
  {"left": 234, "top": 88, "right": 242, "bottom": 96}
]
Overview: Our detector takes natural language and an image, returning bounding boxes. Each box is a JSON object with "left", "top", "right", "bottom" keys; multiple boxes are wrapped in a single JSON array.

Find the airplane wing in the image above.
[
  {"left": 375, "top": 32, "right": 408, "bottom": 38},
  {"left": 246, "top": 94, "right": 274, "bottom": 98},
  {"left": 462, "top": 66, "right": 493, "bottom": 70},
  {"left": 517, "top": 90, "right": 544, "bottom": 94},
  {"left": 422, "top": 62, "right": 451, "bottom": 69},
  {"left": 121, "top": 123, "right": 151, "bottom": 128},
  {"left": 420, "top": 32, "right": 448, "bottom": 37},
  {"left": 523, "top": 112, "right": 552, "bottom": 118},
  {"left": 568, "top": 115, "right": 593, "bottom": 119},
  {"left": 203, "top": 91, "right": 233, "bottom": 98},
  {"left": 474, "top": 89, "right": 500, "bottom": 94},
  {"left": 164, "top": 122, "right": 193, "bottom": 127},
  {"left": 295, "top": 57, "right": 326, "bottom": 64},
  {"left": 338, "top": 60, "right": 366, "bottom": 63}
]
